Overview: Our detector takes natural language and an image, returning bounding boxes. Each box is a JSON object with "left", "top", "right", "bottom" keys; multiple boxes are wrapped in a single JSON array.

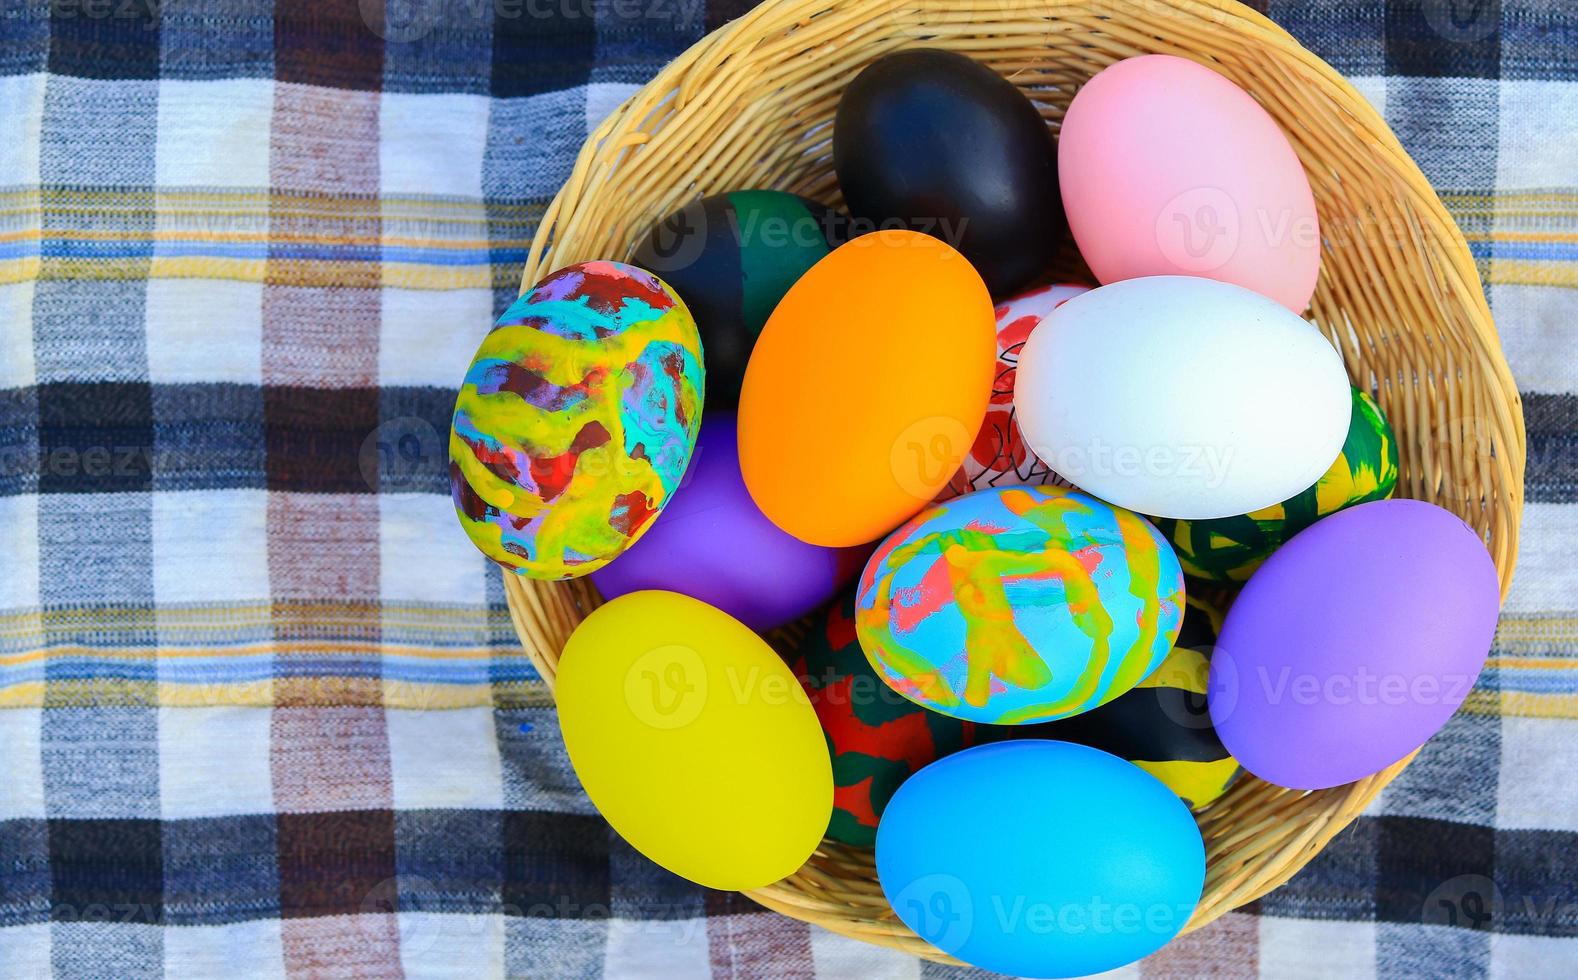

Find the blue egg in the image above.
[{"left": 876, "top": 741, "right": 1205, "bottom": 977}]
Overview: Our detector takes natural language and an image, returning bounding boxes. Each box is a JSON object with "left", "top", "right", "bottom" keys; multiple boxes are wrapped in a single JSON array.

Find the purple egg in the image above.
[
  {"left": 1209, "top": 499, "right": 1499, "bottom": 790},
  {"left": 591, "top": 415, "right": 866, "bottom": 632}
]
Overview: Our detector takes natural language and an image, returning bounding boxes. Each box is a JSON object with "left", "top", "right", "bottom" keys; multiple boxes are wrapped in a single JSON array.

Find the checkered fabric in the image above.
[{"left": 0, "top": 0, "right": 1573, "bottom": 977}]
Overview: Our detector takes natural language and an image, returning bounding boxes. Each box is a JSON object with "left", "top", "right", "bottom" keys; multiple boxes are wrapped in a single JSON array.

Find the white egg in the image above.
[{"left": 1013, "top": 276, "right": 1350, "bottom": 519}]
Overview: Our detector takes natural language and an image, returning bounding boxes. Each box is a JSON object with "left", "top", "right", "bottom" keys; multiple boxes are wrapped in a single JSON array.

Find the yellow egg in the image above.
[{"left": 556, "top": 591, "right": 833, "bottom": 889}]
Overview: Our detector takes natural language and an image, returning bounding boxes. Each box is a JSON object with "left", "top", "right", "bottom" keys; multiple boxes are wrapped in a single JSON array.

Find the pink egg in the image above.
[
  {"left": 935, "top": 282, "right": 1088, "bottom": 501},
  {"left": 1059, "top": 55, "right": 1320, "bottom": 313}
]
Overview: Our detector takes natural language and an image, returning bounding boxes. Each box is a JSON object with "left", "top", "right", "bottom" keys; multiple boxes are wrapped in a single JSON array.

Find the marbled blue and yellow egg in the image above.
[
  {"left": 855, "top": 485, "right": 1185, "bottom": 725},
  {"left": 449, "top": 260, "right": 704, "bottom": 580}
]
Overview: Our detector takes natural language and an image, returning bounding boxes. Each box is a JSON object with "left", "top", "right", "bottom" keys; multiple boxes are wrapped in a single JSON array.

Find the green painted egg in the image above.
[
  {"left": 781, "top": 589, "right": 980, "bottom": 847},
  {"left": 1155, "top": 386, "right": 1398, "bottom": 582},
  {"left": 632, "top": 190, "right": 847, "bottom": 406}
]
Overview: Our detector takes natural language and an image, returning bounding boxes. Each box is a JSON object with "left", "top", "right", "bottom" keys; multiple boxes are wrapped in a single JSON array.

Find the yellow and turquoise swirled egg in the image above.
[
  {"left": 449, "top": 261, "right": 704, "bottom": 580},
  {"left": 1154, "top": 386, "right": 1398, "bottom": 583},
  {"left": 854, "top": 485, "right": 1185, "bottom": 725}
]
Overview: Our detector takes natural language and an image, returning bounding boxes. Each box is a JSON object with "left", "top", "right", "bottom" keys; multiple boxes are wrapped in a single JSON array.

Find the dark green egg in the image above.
[{"left": 632, "top": 190, "right": 849, "bottom": 406}]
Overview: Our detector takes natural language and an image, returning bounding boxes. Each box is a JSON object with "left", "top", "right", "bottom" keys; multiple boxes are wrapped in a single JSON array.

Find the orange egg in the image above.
[{"left": 738, "top": 229, "right": 996, "bottom": 547}]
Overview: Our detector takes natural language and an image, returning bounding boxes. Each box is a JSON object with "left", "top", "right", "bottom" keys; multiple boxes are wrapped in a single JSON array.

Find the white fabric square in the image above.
[
  {"left": 1349, "top": 75, "right": 1387, "bottom": 116},
  {"left": 145, "top": 278, "right": 264, "bottom": 385},
  {"left": 1497, "top": 80, "right": 1578, "bottom": 189},
  {"left": 0, "top": 280, "right": 36, "bottom": 390},
  {"left": 0, "top": 924, "right": 51, "bottom": 978},
  {"left": 157, "top": 706, "right": 275, "bottom": 819},
  {"left": 806, "top": 926, "right": 922, "bottom": 980},
  {"left": 602, "top": 917, "right": 711, "bottom": 980},
  {"left": 152, "top": 489, "right": 270, "bottom": 605},
  {"left": 399, "top": 914, "right": 505, "bottom": 980},
  {"left": 0, "top": 494, "right": 40, "bottom": 612},
  {"left": 163, "top": 919, "right": 286, "bottom": 980},
  {"left": 1497, "top": 715, "right": 1578, "bottom": 832},
  {"left": 379, "top": 493, "right": 487, "bottom": 606},
  {"left": 1490, "top": 932, "right": 1578, "bottom": 980},
  {"left": 387, "top": 707, "right": 504, "bottom": 810},
  {"left": 155, "top": 78, "right": 275, "bottom": 189},
  {"left": 584, "top": 82, "right": 641, "bottom": 133},
  {"left": 0, "top": 708, "right": 45, "bottom": 820},
  {"left": 0, "top": 73, "right": 45, "bottom": 186},
  {"left": 1502, "top": 504, "right": 1578, "bottom": 615},
  {"left": 379, "top": 92, "right": 489, "bottom": 198},
  {"left": 1258, "top": 917, "right": 1376, "bottom": 979},
  {"left": 1491, "top": 282, "right": 1578, "bottom": 395},
  {"left": 378, "top": 287, "right": 493, "bottom": 389}
]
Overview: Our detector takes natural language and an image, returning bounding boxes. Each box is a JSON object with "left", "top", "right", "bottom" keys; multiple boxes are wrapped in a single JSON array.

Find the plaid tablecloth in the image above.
[{"left": 0, "top": 1, "right": 1573, "bottom": 977}]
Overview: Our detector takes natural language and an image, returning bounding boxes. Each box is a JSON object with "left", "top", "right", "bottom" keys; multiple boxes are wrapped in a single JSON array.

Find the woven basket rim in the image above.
[{"left": 498, "top": 0, "right": 1526, "bottom": 964}]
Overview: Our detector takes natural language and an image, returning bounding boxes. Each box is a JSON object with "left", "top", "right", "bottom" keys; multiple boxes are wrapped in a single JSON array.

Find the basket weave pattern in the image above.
[{"left": 500, "top": 0, "right": 1525, "bottom": 962}]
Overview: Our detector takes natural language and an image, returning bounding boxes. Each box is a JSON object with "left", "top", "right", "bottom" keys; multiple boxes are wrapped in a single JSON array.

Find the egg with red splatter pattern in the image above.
[
  {"left": 936, "top": 283, "right": 1089, "bottom": 500},
  {"left": 782, "top": 588, "right": 980, "bottom": 846},
  {"left": 855, "top": 485, "right": 1185, "bottom": 725}
]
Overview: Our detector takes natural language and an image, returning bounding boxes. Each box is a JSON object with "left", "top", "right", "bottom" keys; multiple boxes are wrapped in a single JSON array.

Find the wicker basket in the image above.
[{"left": 500, "top": 0, "right": 1525, "bottom": 963}]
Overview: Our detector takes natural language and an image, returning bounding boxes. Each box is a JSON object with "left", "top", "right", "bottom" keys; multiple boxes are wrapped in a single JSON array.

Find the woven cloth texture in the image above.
[{"left": 0, "top": 0, "right": 1573, "bottom": 977}]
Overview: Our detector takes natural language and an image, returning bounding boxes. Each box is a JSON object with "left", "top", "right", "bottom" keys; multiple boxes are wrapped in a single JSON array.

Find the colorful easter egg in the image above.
[
  {"left": 591, "top": 414, "right": 868, "bottom": 632},
  {"left": 782, "top": 588, "right": 980, "bottom": 846},
  {"left": 449, "top": 261, "right": 704, "bottom": 580},
  {"left": 877, "top": 741, "right": 1206, "bottom": 976},
  {"left": 1060, "top": 55, "right": 1320, "bottom": 312},
  {"left": 557, "top": 591, "right": 831, "bottom": 889},
  {"left": 855, "top": 485, "right": 1185, "bottom": 725},
  {"left": 632, "top": 191, "right": 848, "bottom": 407},
  {"left": 1154, "top": 387, "right": 1399, "bottom": 582},
  {"left": 998, "top": 595, "right": 1241, "bottom": 809},
  {"left": 937, "top": 282, "right": 1090, "bottom": 500},
  {"left": 1013, "top": 276, "right": 1351, "bottom": 519},
  {"left": 835, "top": 49, "right": 1065, "bottom": 297},
  {"left": 1210, "top": 500, "right": 1499, "bottom": 790},
  {"left": 738, "top": 230, "right": 996, "bottom": 547}
]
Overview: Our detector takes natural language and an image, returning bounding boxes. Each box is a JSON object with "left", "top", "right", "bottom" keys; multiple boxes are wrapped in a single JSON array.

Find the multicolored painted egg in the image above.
[
  {"left": 835, "top": 49, "right": 1065, "bottom": 298},
  {"left": 1154, "top": 386, "right": 1399, "bottom": 582},
  {"left": 449, "top": 261, "right": 704, "bottom": 580},
  {"left": 632, "top": 191, "right": 848, "bottom": 407},
  {"left": 738, "top": 230, "right": 996, "bottom": 547},
  {"left": 996, "top": 595, "right": 1242, "bottom": 810},
  {"left": 937, "top": 282, "right": 1089, "bottom": 501},
  {"left": 781, "top": 588, "right": 980, "bottom": 846},
  {"left": 855, "top": 485, "right": 1185, "bottom": 725}
]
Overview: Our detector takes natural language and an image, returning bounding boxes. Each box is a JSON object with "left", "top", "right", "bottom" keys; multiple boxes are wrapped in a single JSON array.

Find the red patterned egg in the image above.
[
  {"left": 782, "top": 589, "right": 980, "bottom": 846},
  {"left": 936, "top": 283, "right": 1089, "bottom": 500}
]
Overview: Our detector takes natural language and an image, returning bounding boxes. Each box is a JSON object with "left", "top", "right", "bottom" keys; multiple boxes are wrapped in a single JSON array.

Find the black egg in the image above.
[
  {"left": 632, "top": 190, "right": 849, "bottom": 407},
  {"left": 833, "top": 48, "right": 1064, "bottom": 297}
]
